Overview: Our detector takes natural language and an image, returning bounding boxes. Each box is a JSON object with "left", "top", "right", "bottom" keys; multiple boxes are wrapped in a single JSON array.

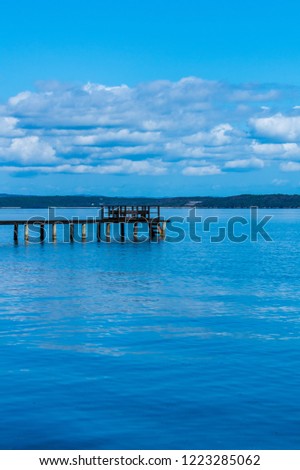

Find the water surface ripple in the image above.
[{"left": 0, "top": 209, "right": 300, "bottom": 449}]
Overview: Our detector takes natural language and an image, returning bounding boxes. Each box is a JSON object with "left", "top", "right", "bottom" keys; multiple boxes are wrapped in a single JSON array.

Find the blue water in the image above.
[{"left": 0, "top": 209, "right": 300, "bottom": 450}]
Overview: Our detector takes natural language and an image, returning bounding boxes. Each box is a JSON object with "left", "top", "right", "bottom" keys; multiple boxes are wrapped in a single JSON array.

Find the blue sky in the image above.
[{"left": 1, "top": 0, "right": 300, "bottom": 195}]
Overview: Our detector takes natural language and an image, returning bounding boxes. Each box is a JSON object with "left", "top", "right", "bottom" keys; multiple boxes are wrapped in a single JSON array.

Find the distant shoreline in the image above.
[{"left": 1, "top": 193, "right": 300, "bottom": 209}]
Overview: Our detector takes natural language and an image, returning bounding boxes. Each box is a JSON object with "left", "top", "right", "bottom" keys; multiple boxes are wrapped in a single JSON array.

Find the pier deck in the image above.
[{"left": 0, "top": 206, "right": 168, "bottom": 242}]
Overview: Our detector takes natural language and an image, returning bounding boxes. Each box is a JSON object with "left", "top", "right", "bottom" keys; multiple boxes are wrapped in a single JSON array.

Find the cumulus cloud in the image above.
[
  {"left": 0, "top": 136, "right": 57, "bottom": 164},
  {"left": 182, "top": 165, "right": 221, "bottom": 176},
  {"left": 8, "top": 91, "right": 32, "bottom": 106},
  {"left": 1, "top": 159, "right": 167, "bottom": 176},
  {"left": 74, "top": 129, "right": 161, "bottom": 146},
  {"left": 0, "top": 117, "right": 23, "bottom": 137},
  {"left": 250, "top": 114, "right": 300, "bottom": 142},
  {"left": 230, "top": 89, "right": 279, "bottom": 102},
  {"left": 251, "top": 142, "right": 300, "bottom": 158},
  {"left": 280, "top": 161, "right": 300, "bottom": 172},
  {"left": 0, "top": 77, "right": 300, "bottom": 177},
  {"left": 224, "top": 157, "right": 265, "bottom": 171},
  {"left": 183, "top": 124, "right": 234, "bottom": 146}
]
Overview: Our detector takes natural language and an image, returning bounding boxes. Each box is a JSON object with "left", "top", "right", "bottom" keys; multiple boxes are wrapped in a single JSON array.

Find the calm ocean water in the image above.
[{"left": 0, "top": 208, "right": 300, "bottom": 450}]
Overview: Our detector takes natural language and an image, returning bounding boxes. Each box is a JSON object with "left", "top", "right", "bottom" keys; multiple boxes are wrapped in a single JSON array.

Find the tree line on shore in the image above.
[{"left": 1, "top": 193, "right": 300, "bottom": 208}]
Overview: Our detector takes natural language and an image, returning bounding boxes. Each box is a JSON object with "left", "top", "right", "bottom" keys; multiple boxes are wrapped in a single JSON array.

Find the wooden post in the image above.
[
  {"left": 101, "top": 207, "right": 104, "bottom": 219},
  {"left": 106, "top": 223, "right": 111, "bottom": 242},
  {"left": 82, "top": 223, "right": 87, "bottom": 241},
  {"left": 40, "top": 224, "right": 45, "bottom": 242},
  {"left": 161, "top": 220, "right": 167, "bottom": 238},
  {"left": 70, "top": 223, "right": 74, "bottom": 242},
  {"left": 24, "top": 224, "right": 29, "bottom": 242},
  {"left": 52, "top": 223, "right": 57, "bottom": 242},
  {"left": 13, "top": 223, "right": 18, "bottom": 242},
  {"left": 149, "top": 223, "right": 157, "bottom": 240},
  {"left": 120, "top": 222, "right": 125, "bottom": 241},
  {"left": 157, "top": 206, "right": 161, "bottom": 219},
  {"left": 152, "top": 224, "right": 157, "bottom": 239},
  {"left": 133, "top": 222, "right": 138, "bottom": 241},
  {"left": 97, "top": 222, "right": 101, "bottom": 241},
  {"left": 148, "top": 222, "right": 152, "bottom": 240}
]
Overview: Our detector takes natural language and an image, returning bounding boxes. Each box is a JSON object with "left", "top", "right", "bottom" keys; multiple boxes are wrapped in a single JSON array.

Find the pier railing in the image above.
[{"left": 102, "top": 205, "right": 160, "bottom": 221}]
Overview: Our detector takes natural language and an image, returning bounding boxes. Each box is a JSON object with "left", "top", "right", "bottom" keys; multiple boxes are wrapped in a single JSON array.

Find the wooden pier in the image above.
[{"left": 0, "top": 206, "right": 168, "bottom": 243}]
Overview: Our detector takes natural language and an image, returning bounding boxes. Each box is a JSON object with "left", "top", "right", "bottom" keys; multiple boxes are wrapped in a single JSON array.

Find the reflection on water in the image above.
[{"left": 0, "top": 209, "right": 300, "bottom": 449}]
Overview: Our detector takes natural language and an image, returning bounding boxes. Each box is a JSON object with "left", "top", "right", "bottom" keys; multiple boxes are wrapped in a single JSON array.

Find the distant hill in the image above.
[{"left": 1, "top": 193, "right": 300, "bottom": 208}]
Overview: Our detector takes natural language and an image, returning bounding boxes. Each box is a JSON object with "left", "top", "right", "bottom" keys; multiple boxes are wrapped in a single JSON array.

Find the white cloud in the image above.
[
  {"left": 0, "top": 77, "right": 298, "bottom": 176},
  {"left": 74, "top": 129, "right": 160, "bottom": 146},
  {"left": 272, "top": 178, "right": 288, "bottom": 186},
  {"left": 231, "top": 89, "right": 278, "bottom": 102},
  {"left": 82, "top": 82, "right": 131, "bottom": 96},
  {"left": 250, "top": 114, "right": 300, "bottom": 142},
  {"left": 0, "top": 159, "right": 167, "bottom": 176},
  {"left": 0, "top": 117, "right": 23, "bottom": 137},
  {"left": 8, "top": 91, "right": 32, "bottom": 106},
  {"left": 183, "top": 124, "right": 234, "bottom": 146},
  {"left": 0, "top": 136, "right": 57, "bottom": 164},
  {"left": 182, "top": 165, "right": 221, "bottom": 176},
  {"left": 280, "top": 161, "right": 300, "bottom": 172},
  {"left": 224, "top": 157, "right": 264, "bottom": 170},
  {"left": 251, "top": 141, "right": 300, "bottom": 158},
  {"left": 164, "top": 141, "right": 205, "bottom": 159}
]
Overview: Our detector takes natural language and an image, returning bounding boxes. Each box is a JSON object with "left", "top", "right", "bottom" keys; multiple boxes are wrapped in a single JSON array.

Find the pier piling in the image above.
[
  {"left": 82, "top": 223, "right": 87, "bottom": 241},
  {"left": 52, "top": 223, "right": 57, "bottom": 242},
  {"left": 24, "top": 224, "right": 29, "bottom": 242},
  {"left": 133, "top": 222, "right": 138, "bottom": 241},
  {"left": 14, "top": 223, "right": 18, "bottom": 242},
  {"left": 120, "top": 222, "right": 125, "bottom": 241},
  {"left": 106, "top": 223, "right": 111, "bottom": 242},
  {"left": 161, "top": 221, "right": 167, "bottom": 238},
  {"left": 70, "top": 223, "right": 74, "bottom": 242},
  {"left": 40, "top": 224, "right": 46, "bottom": 242},
  {"left": 97, "top": 222, "right": 101, "bottom": 241}
]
